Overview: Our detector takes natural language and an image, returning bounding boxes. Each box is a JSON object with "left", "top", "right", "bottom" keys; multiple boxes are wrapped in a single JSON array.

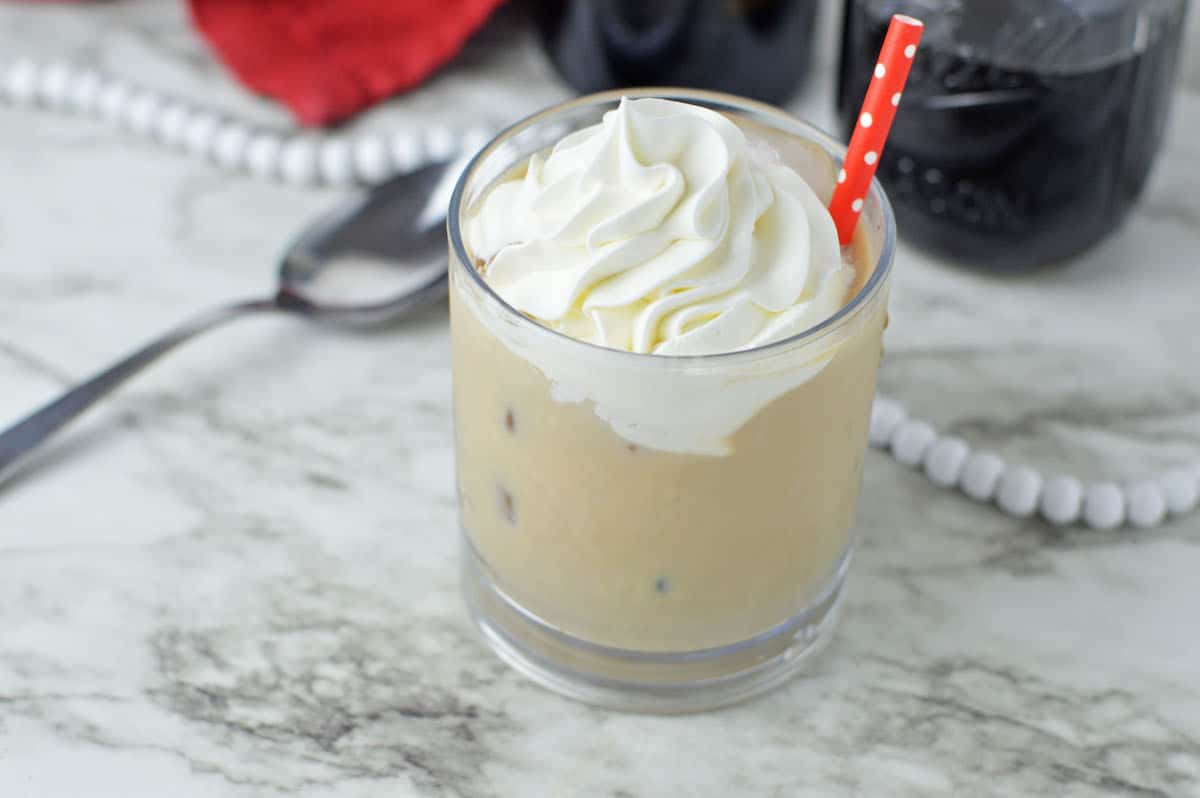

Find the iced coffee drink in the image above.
[{"left": 448, "top": 91, "right": 894, "bottom": 711}]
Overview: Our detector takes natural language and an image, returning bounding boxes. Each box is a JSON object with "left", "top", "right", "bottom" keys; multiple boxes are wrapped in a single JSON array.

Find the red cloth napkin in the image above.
[{"left": 188, "top": 0, "right": 505, "bottom": 127}]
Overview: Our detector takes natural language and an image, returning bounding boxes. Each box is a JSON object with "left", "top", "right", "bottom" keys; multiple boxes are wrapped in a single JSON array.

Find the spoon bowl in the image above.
[{"left": 278, "top": 161, "right": 454, "bottom": 326}]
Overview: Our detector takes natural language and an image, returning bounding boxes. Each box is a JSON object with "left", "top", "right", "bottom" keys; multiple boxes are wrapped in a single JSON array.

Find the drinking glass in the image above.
[{"left": 448, "top": 89, "right": 896, "bottom": 712}]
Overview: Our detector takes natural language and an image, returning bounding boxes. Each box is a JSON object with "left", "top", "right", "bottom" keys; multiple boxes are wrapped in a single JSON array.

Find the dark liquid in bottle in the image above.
[
  {"left": 538, "top": 0, "right": 819, "bottom": 105},
  {"left": 837, "top": 0, "right": 1184, "bottom": 270}
]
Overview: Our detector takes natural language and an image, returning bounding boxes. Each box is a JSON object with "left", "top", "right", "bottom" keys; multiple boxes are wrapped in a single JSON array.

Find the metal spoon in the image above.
[{"left": 0, "top": 160, "right": 456, "bottom": 485}]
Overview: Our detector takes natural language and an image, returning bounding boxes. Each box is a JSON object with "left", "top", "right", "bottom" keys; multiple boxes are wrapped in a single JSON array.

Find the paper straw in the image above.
[{"left": 829, "top": 14, "right": 924, "bottom": 245}]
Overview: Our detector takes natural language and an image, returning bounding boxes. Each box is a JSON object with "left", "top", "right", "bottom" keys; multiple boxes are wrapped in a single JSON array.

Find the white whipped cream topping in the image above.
[
  {"left": 466, "top": 97, "right": 853, "bottom": 356},
  {"left": 461, "top": 98, "right": 865, "bottom": 455}
]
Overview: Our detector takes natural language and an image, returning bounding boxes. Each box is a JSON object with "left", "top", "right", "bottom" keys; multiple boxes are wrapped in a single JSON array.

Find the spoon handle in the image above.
[{"left": 0, "top": 298, "right": 277, "bottom": 486}]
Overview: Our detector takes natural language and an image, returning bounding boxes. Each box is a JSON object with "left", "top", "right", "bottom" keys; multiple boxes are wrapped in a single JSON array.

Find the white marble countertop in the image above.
[{"left": 2, "top": 2, "right": 1198, "bottom": 796}]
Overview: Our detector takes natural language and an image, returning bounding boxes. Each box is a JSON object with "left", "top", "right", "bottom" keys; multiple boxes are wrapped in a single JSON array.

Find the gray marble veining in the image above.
[{"left": 1, "top": 2, "right": 1198, "bottom": 796}]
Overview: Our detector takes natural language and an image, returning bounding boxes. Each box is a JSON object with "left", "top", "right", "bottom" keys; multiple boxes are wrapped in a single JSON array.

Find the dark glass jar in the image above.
[
  {"left": 837, "top": 0, "right": 1188, "bottom": 270},
  {"left": 538, "top": 0, "right": 820, "bottom": 105}
]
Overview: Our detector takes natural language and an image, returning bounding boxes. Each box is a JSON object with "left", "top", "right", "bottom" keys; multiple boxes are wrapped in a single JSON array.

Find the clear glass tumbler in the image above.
[{"left": 448, "top": 89, "right": 896, "bottom": 712}]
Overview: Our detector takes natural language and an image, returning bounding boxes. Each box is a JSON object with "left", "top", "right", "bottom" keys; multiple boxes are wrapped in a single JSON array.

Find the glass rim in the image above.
[{"left": 447, "top": 87, "right": 897, "bottom": 365}]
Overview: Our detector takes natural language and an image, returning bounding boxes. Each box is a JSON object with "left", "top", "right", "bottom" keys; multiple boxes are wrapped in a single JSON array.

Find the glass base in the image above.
[{"left": 461, "top": 536, "right": 849, "bottom": 714}]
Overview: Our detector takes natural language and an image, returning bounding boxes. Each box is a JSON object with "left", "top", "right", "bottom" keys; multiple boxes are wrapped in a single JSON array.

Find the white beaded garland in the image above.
[
  {"left": 1041, "top": 476, "right": 1083, "bottom": 526},
  {"left": 353, "top": 135, "right": 391, "bottom": 184},
  {"left": 279, "top": 138, "right": 318, "bottom": 185},
  {"left": 1126, "top": 481, "right": 1167, "bottom": 529},
  {"left": 869, "top": 397, "right": 906, "bottom": 448},
  {"left": 924, "top": 436, "right": 969, "bottom": 488},
  {"left": 891, "top": 420, "right": 936, "bottom": 467},
  {"left": 996, "top": 466, "right": 1042, "bottom": 519},
  {"left": 319, "top": 138, "right": 354, "bottom": 185},
  {"left": 1160, "top": 469, "right": 1199, "bottom": 516},
  {"left": 1084, "top": 483, "right": 1125, "bottom": 530},
  {"left": 961, "top": 451, "right": 1006, "bottom": 503},
  {"left": 246, "top": 133, "right": 282, "bottom": 179},
  {"left": 5, "top": 59, "right": 39, "bottom": 105},
  {"left": 213, "top": 122, "right": 250, "bottom": 170},
  {"left": 0, "top": 58, "right": 488, "bottom": 187}
]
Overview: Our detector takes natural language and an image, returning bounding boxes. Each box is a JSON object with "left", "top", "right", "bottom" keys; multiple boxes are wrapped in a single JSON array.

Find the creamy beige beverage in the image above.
[{"left": 448, "top": 92, "right": 892, "bottom": 706}]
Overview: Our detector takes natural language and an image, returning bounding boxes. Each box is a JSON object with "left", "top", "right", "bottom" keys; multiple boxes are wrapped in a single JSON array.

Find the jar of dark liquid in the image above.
[
  {"left": 837, "top": 0, "right": 1188, "bottom": 270},
  {"left": 538, "top": 0, "right": 820, "bottom": 105}
]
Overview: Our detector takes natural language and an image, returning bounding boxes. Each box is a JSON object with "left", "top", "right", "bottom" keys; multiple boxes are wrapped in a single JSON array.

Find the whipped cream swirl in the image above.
[{"left": 466, "top": 97, "right": 853, "bottom": 356}]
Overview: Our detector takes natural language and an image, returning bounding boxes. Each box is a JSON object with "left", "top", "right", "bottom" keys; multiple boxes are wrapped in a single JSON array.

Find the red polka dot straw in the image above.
[{"left": 829, "top": 14, "right": 924, "bottom": 245}]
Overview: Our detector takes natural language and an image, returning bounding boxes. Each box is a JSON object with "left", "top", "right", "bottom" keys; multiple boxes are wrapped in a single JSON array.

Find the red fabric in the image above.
[{"left": 188, "top": 0, "right": 505, "bottom": 127}]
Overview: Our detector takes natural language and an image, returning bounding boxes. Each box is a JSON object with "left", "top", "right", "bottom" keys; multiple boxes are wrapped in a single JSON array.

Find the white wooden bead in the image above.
[
  {"left": 869, "top": 397, "right": 906, "bottom": 448},
  {"left": 4, "top": 59, "right": 39, "bottom": 105},
  {"left": 98, "top": 82, "right": 131, "bottom": 123},
  {"left": 425, "top": 126, "right": 458, "bottom": 161},
  {"left": 1126, "top": 481, "right": 1166, "bottom": 529},
  {"left": 66, "top": 69, "right": 103, "bottom": 113},
  {"left": 924, "top": 436, "right": 969, "bottom": 488},
  {"left": 279, "top": 138, "right": 318, "bottom": 185},
  {"left": 1083, "top": 483, "right": 1125, "bottom": 530},
  {"left": 319, "top": 138, "right": 354, "bottom": 185},
  {"left": 460, "top": 126, "right": 493, "bottom": 157},
  {"left": 183, "top": 112, "right": 220, "bottom": 158},
  {"left": 38, "top": 61, "right": 73, "bottom": 108},
  {"left": 996, "top": 466, "right": 1042, "bottom": 519},
  {"left": 390, "top": 131, "right": 423, "bottom": 173},
  {"left": 1160, "top": 469, "right": 1199, "bottom": 516},
  {"left": 154, "top": 102, "right": 191, "bottom": 146},
  {"left": 246, "top": 133, "right": 282, "bottom": 179},
  {"left": 1041, "top": 476, "right": 1083, "bottom": 526},
  {"left": 353, "top": 135, "right": 391, "bottom": 183},
  {"left": 891, "top": 420, "right": 936, "bottom": 467},
  {"left": 961, "top": 451, "right": 1006, "bottom": 502},
  {"left": 124, "top": 90, "right": 162, "bottom": 136},
  {"left": 213, "top": 123, "right": 251, "bottom": 170}
]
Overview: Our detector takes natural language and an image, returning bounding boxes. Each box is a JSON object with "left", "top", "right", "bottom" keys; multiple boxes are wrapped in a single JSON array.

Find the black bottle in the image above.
[
  {"left": 837, "top": 0, "right": 1187, "bottom": 271},
  {"left": 538, "top": 0, "right": 820, "bottom": 105}
]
